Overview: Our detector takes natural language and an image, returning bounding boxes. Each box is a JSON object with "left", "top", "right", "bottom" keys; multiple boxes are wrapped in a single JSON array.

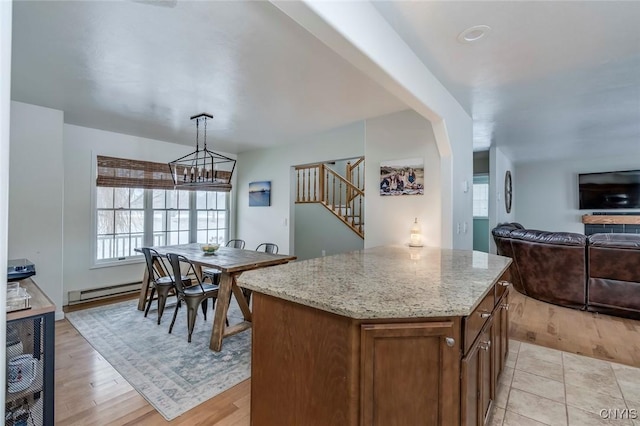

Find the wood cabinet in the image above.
[
  {"left": 361, "top": 322, "right": 459, "bottom": 426},
  {"left": 493, "top": 290, "right": 510, "bottom": 381},
  {"left": 461, "top": 315, "right": 494, "bottom": 426},
  {"left": 461, "top": 281, "right": 510, "bottom": 426},
  {"left": 250, "top": 274, "right": 511, "bottom": 426}
]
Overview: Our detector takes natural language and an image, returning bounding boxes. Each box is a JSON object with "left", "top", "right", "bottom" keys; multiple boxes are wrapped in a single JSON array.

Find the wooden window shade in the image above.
[{"left": 96, "top": 155, "right": 232, "bottom": 192}]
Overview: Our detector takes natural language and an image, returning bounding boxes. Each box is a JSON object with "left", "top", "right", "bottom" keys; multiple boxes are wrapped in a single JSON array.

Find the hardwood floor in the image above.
[
  {"left": 55, "top": 290, "right": 640, "bottom": 424},
  {"left": 509, "top": 290, "right": 640, "bottom": 367},
  {"left": 57, "top": 297, "right": 251, "bottom": 425}
]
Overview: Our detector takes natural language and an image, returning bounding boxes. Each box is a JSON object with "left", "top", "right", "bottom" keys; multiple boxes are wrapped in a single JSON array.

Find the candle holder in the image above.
[{"left": 409, "top": 217, "right": 424, "bottom": 247}]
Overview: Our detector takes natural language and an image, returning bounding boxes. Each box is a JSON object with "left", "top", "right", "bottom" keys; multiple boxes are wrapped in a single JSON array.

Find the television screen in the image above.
[{"left": 579, "top": 170, "right": 640, "bottom": 209}]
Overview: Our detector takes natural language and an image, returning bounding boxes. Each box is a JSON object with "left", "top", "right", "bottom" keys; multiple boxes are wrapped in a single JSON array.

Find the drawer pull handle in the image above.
[
  {"left": 502, "top": 303, "right": 510, "bottom": 311},
  {"left": 480, "top": 340, "right": 491, "bottom": 351},
  {"left": 498, "top": 280, "right": 511, "bottom": 287},
  {"left": 445, "top": 337, "right": 455, "bottom": 347},
  {"left": 479, "top": 311, "right": 491, "bottom": 318}
]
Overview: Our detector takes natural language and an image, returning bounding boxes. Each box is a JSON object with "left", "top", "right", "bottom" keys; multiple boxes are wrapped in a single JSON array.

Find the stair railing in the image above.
[{"left": 295, "top": 162, "right": 364, "bottom": 238}]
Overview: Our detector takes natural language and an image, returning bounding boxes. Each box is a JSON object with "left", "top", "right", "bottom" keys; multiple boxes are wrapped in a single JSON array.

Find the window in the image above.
[
  {"left": 94, "top": 155, "right": 231, "bottom": 265},
  {"left": 473, "top": 174, "right": 489, "bottom": 218},
  {"left": 196, "top": 191, "right": 228, "bottom": 245},
  {"left": 152, "top": 189, "right": 191, "bottom": 246},
  {"left": 95, "top": 188, "right": 229, "bottom": 264},
  {"left": 96, "top": 187, "right": 145, "bottom": 261}
]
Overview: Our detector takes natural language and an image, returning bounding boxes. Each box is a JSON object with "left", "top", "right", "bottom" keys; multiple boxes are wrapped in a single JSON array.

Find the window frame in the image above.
[
  {"left": 91, "top": 155, "right": 231, "bottom": 268},
  {"left": 94, "top": 186, "right": 146, "bottom": 264},
  {"left": 473, "top": 174, "right": 490, "bottom": 219}
]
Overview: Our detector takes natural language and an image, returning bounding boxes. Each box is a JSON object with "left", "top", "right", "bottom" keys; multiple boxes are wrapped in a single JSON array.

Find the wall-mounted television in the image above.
[{"left": 579, "top": 170, "right": 640, "bottom": 210}]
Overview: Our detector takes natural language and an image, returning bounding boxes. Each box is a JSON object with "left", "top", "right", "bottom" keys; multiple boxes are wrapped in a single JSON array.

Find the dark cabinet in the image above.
[{"left": 5, "top": 279, "right": 55, "bottom": 426}]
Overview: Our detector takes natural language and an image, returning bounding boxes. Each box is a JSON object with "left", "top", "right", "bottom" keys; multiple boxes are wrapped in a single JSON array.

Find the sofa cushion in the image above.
[
  {"left": 588, "top": 278, "right": 640, "bottom": 319},
  {"left": 588, "top": 233, "right": 640, "bottom": 283},
  {"left": 510, "top": 229, "right": 587, "bottom": 246},
  {"left": 589, "top": 232, "right": 640, "bottom": 249}
]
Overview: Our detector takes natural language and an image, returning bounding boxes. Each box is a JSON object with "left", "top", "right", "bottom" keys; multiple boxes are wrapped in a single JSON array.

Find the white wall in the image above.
[
  {"left": 489, "top": 146, "right": 516, "bottom": 253},
  {"left": 1, "top": 0, "right": 13, "bottom": 405},
  {"left": 9, "top": 102, "right": 65, "bottom": 318},
  {"left": 236, "top": 122, "right": 365, "bottom": 254},
  {"left": 294, "top": 203, "right": 364, "bottom": 260},
  {"left": 272, "top": 1, "right": 473, "bottom": 249},
  {"left": 9, "top": 103, "right": 239, "bottom": 309},
  {"left": 62, "top": 123, "right": 237, "bottom": 304},
  {"left": 364, "top": 110, "right": 441, "bottom": 248},
  {"left": 515, "top": 155, "right": 640, "bottom": 234}
]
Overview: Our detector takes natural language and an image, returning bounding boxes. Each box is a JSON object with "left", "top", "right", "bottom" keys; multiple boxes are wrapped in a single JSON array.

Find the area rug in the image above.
[{"left": 65, "top": 298, "right": 251, "bottom": 421}]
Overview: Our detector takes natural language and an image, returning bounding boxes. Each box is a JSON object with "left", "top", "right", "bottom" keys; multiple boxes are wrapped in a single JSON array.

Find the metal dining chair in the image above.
[
  {"left": 166, "top": 253, "right": 220, "bottom": 342},
  {"left": 226, "top": 239, "right": 246, "bottom": 249},
  {"left": 255, "top": 243, "right": 278, "bottom": 254},
  {"left": 237, "top": 243, "right": 279, "bottom": 307},
  {"left": 141, "top": 247, "right": 191, "bottom": 325},
  {"left": 203, "top": 239, "right": 247, "bottom": 284}
]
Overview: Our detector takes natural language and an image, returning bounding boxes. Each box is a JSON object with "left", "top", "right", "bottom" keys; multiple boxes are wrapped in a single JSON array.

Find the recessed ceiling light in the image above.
[{"left": 457, "top": 25, "right": 491, "bottom": 43}]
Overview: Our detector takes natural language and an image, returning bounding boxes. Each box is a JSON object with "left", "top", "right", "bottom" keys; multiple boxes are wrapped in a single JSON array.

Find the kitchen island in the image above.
[{"left": 238, "top": 246, "right": 512, "bottom": 426}]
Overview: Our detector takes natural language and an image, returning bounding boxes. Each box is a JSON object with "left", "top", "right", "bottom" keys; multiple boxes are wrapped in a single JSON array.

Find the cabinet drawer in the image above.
[{"left": 464, "top": 289, "right": 495, "bottom": 354}]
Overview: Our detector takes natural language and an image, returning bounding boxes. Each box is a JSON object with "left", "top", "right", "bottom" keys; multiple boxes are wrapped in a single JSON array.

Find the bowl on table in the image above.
[{"left": 201, "top": 243, "right": 220, "bottom": 255}]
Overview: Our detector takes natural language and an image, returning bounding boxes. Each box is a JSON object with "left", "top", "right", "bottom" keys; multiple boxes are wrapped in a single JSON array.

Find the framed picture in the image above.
[
  {"left": 249, "top": 181, "right": 271, "bottom": 206},
  {"left": 380, "top": 158, "right": 424, "bottom": 196}
]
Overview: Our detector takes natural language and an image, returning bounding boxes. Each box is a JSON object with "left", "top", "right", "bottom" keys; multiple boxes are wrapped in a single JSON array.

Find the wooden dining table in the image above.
[{"left": 136, "top": 243, "right": 296, "bottom": 351}]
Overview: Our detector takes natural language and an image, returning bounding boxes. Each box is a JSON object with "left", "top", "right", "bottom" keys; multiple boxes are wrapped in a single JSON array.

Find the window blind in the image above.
[{"left": 96, "top": 155, "right": 232, "bottom": 192}]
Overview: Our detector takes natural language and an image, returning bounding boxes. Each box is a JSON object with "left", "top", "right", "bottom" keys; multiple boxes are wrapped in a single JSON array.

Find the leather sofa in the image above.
[
  {"left": 492, "top": 223, "right": 640, "bottom": 320},
  {"left": 588, "top": 233, "right": 640, "bottom": 319}
]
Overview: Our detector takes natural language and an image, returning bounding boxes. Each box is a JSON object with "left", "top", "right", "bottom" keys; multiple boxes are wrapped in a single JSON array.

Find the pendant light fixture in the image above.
[{"left": 168, "top": 113, "right": 236, "bottom": 191}]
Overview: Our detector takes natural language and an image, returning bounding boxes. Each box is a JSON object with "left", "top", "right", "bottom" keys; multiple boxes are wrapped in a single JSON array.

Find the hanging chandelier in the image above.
[{"left": 168, "top": 113, "right": 236, "bottom": 191}]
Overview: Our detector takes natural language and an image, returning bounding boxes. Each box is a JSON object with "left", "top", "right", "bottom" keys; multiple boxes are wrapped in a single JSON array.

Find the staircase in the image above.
[{"left": 295, "top": 157, "right": 365, "bottom": 239}]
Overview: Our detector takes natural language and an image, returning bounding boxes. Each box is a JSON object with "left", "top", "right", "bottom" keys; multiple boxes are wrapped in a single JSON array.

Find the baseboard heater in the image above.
[{"left": 67, "top": 281, "right": 142, "bottom": 305}]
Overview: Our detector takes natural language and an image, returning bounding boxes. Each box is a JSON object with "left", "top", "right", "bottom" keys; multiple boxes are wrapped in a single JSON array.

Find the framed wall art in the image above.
[
  {"left": 249, "top": 181, "right": 271, "bottom": 206},
  {"left": 380, "top": 158, "right": 424, "bottom": 196}
]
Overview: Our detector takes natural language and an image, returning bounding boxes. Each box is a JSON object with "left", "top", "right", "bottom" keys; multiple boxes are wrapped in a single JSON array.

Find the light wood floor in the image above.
[
  {"left": 509, "top": 290, "right": 640, "bottom": 367},
  {"left": 55, "top": 290, "right": 640, "bottom": 424}
]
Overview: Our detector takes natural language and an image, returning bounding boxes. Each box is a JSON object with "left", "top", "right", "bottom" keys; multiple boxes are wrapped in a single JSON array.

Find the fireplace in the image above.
[{"left": 583, "top": 212, "right": 640, "bottom": 236}]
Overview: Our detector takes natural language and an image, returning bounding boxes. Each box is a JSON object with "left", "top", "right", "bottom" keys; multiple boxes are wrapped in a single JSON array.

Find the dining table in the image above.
[{"left": 135, "top": 243, "right": 296, "bottom": 351}]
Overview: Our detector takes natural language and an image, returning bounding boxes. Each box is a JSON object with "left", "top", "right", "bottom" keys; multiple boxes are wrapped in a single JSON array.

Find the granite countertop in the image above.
[{"left": 238, "top": 245, "right": 511, "bottom": 319}]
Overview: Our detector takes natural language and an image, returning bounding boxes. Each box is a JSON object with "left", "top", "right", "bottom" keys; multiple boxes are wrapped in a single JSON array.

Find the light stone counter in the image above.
[{"left": 238, "top": 245, "right": 511, "bottom": 319}]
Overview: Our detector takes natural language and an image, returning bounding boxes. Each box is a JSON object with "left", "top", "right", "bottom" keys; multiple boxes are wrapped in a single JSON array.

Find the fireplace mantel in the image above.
[{"left": 582, "top": 215, "right": 640, "bottom": 225}]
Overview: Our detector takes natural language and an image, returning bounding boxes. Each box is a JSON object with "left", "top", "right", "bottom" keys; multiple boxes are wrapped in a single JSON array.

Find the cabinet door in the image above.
[
  {"left": 461, "top": 317, "right": 494, "bottom": 426},
  {"left": 480, "top": 322, "right": 494, "bottom": 423},
  {"left": 361, "top": 321, "right": 460, "bottom": 426},
  {"left": 492, "top": 287, "right": 511, "bottom": 385},
  {"left": 461, "top": 338, "right": 481, "bottom": 426}
]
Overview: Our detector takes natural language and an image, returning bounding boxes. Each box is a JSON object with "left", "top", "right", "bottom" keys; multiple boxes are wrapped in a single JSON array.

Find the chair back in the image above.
[
  {"left": 256, "top": 243, "right": 278, "bottom": 254},
  {"left": 141, "top": 247, "right": 170, "bottom": 283},
  {"left": 226, "top": 239, "right": 246, "bottom": 249},
  {"left": 167, "top": 253, "right": 204, "bottom": 296}
]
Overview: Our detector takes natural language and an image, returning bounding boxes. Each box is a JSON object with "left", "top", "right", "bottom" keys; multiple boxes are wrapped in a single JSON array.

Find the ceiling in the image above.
[
  {"left": 373, "top": 1, "right": 640, "bottom": 162},
  {"left": 10, "top": 1, "right": 406, "bottom": 154},
  {"left": 11, "top": 1, "right": 640, "bottom": 162}
]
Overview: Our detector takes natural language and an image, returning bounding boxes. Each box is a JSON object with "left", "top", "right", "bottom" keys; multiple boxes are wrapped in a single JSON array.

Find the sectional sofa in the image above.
[{"left": 492, "top": 223, "right": 640, "bottom": 320}]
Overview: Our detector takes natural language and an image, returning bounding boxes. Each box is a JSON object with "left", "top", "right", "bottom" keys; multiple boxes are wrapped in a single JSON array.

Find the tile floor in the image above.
[{"left": 489, "top": 340, "right": 640, "bottom": 426}]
